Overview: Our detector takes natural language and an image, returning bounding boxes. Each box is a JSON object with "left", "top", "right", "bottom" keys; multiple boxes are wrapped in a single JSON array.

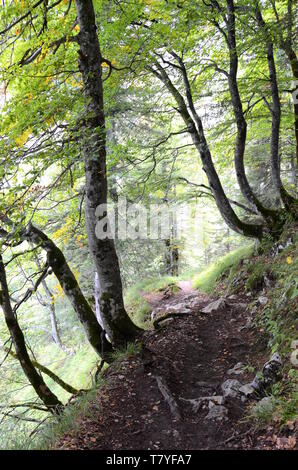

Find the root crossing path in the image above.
[{"left": 57, "top": 283, "right": 269, "bottom": 450}]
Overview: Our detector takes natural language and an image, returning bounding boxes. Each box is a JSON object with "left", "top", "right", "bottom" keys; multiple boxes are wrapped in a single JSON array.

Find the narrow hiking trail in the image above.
[{"left": 56, "top": 283, "right": 280, "bottom": 450}]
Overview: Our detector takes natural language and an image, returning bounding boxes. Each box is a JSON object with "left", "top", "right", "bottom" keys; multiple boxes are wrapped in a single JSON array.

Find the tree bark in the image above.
[
  {"left": 150, "top": 61, "right": 263, "bottom": 239},
  {"left": 33, "top": 251, "right": 63, "bottom": 349},
  {"left": 24, "top": 223, "right": 113, "bottom": 359},
  {"left": 0, "top": 255, "right": 63, "bottom": 414},
  {"left": 255, "top": 1, "right": 297, "bottom": 214},
  {"left": 224, "top": 0, "right": 280, "bottom": 221},
  {"left": 279, "top": 0, "right": 298, "bottom": 166},
  {"left": 74, "top": 0, "right": 141, "bottom": 346}
]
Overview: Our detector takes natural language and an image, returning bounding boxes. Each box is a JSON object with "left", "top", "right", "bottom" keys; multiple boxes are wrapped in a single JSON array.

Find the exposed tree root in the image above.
[{"left": 153, "top": 375, "right": 181, "bottom": 421}]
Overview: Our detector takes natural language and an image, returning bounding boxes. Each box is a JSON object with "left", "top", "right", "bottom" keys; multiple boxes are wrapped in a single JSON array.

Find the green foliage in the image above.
[
  {"left": 250, "top": 396, "right": 278, "bottom": 424},
  {"left": 221, "top": 224, "right": 297, "bottom": 427},
  {"left": 111, "top": 341, "right": 142, "bottom": 364},
  {"left": 192, "top": 245, "right": 254, "bottom": 292},
  {"left": 245, "top": 260, "right": 270, "bottom": 292},
  {"left": 36, "top": 386, "right": 104, "bottom": 451}
]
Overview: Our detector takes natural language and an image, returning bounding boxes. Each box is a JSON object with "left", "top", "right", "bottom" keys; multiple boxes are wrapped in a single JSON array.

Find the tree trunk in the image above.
[
  {"left": 255, "top": 2, "right": 297, "bottom": 214},
  {"left": 33, "top": 250, "right": 63, "bottom": 349},
  {"left": 150, "top": 61, "right": 263, "bottom": 239},
  {"left": 165, "top": 238, "right": 178, "bottom": 276},
  {"left": 0, "top": 255, "right": 63, "bottom": 414},
  {"left": 225, "top": 0, "right": 280, "bottom": 221},
  {"left": 74, "top": 0, "right": 141, "bottom": 346},
  {"left": 24, "top": 223, "right": 113, "bottom": 360},
  {"left": 280, "top": 0, "right": 298, "bottom": 166}
]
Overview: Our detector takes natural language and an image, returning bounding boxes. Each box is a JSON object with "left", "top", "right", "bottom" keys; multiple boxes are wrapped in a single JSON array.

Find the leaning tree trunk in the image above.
[
  {"left": 74, "top": 0, "right": 141, "bottom": 346},
  {"left": 286, "top": 49, "right": 298, "bottom": 166},
  {"left": 150, "top": 61, "right": 263, "bottom": 239},
  {"left": 24, "top": 223, "right": 112, "bottom": 360},
  {"left": 255, "top": 2, "right": 297, "bottom": 215},
  {"left": 0, "top": 255, "right": 63, "bottom": 414},
  {"left": 225, "top": 0, "right": 280, "bottom": 222},
  {"left": 279, "top": 0, "right": 298, "bottom": 166}
]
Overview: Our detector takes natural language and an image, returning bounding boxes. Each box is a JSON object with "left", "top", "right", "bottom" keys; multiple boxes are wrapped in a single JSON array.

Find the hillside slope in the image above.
[{"left": 35, "top": 225, "right": 297, "bottom": 450}]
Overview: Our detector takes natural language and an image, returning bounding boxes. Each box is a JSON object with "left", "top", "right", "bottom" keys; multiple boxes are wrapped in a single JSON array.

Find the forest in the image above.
[{"left": 0, "top": 0, "right": 297, "bottom": 453}]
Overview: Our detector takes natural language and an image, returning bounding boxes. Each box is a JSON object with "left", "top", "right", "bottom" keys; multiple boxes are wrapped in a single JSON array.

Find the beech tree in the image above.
[{"left": 74, "top": 0, "right": 140, "bottom": 345}]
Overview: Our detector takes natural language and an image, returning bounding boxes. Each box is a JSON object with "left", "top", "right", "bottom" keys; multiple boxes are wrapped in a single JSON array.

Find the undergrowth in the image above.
[
  {"left": 223, "top": 224, "right": 298, "bottom": 427},
  {"left": 192, "top": 244, "right": 254, "bottom": 292}
]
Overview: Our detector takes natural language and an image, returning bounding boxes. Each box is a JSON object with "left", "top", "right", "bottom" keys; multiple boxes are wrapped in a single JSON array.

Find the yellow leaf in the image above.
[
  {"left": 286, "top": 257, "right": 293, "bottom": 265},
  {"left": 15, "top": 127, "right": 32, "bottom": 147}
]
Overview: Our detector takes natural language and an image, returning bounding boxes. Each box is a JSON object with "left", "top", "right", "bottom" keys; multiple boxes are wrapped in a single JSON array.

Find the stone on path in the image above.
[{"left": 201, "top": 297, "right": 228, "bottom": 314}]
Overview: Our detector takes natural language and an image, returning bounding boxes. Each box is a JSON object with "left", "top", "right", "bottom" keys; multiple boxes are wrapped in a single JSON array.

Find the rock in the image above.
[
  {"left": 228, "top": 295, "right": 237, "bottom": 300},
  {"left": 151, "top": 310, "right": 157, "bottom": 320},
  {"left": 206, "top": 405, "right": 228, "bottom": 421},
  {"left": 195, "top": 381, "right": 218, "bottom": 393},
  {"left": 221, "top": 379, "right": 242, "bottom": 398},
  {"left": 263, "top": 275, "right": 271, "bottom": 288},
  {"left": 180, "top": 395, "right": 224, "bottom": 413},
  {"left": 285, "top": 237, "right": 293, "bottom": 248},
  {"left": 251, "top": 352, "right": 283, "bottom": 395},
  {"left": 239, "top": 317, "right": 253, "bottom": 332},
  {"left": 168, "top": 303, "right": 191, "bottom": 313},
  {"left": 227, "top": 362, "right": 245, "bottom": 376},
  {"left": 258, "top": 296, "right": 268, "bottom": 306},
  {"left": 270, "top": 238, "right": 292, "bottom": 257},
  {"left": 208, "top": 396, "right": 225, "bottom": 408},
  {"left": 239, "top": 383, "right": 255, "bottom": 398},
  {"left": 201, "top": 297, "right": 228, "bottom": 314}
]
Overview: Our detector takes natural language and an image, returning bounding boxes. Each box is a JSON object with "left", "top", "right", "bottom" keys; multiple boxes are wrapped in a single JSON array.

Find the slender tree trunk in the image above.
[
  {"left": 24, "top": 223, "right": 113, "bottom": 360},
  {"left": 74, "top": 0, "right": 141, "bottom": 346},
  {"left": 283, "top": 47, "right": 298, "bottom": 166},
  {"left": 255, "top": 2, "right": 297, "bottom": 214},
  {"left": 0, "top": 255, "right": 63, "bottom": 413},
  {"left": 225, "top": 0, "right": 280, "bottom": 221},
  {"left": 150, "top": 61, "right": 263, "bottom": 239},
  {"left": 33, "top": 251, "right": 63, "bottom": 349},
  {"left": 287, "top": 52, "right": 298, "bottom": 167},
  {"left": 281, "top": 0, "right": 298, "bottom": 166}
]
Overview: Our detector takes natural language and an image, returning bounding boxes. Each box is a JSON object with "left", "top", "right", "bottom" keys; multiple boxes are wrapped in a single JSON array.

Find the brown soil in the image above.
[{"left": 56, "top": 284, "right": 296, "bottom": 450}]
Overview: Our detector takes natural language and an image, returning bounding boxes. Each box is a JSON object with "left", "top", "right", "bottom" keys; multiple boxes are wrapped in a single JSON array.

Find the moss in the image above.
[
  {"left": 245, "top": 261, "right": 269, "bottom": 292},
  {"left": 192, "top": 244, "right": 254, "bottom": 293}
]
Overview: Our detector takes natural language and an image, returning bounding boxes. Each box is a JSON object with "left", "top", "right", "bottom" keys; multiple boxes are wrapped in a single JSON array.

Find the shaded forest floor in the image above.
[{"left": 56, "top": 281, "right": 295, "bottom": 450}]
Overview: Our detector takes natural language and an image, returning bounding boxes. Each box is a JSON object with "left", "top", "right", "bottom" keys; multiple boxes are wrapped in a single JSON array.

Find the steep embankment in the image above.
[{"left": 49, "top": 227, "right": 297, "bottom": 450}]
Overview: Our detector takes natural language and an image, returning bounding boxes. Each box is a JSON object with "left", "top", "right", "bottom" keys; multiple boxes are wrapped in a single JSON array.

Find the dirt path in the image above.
[{"left": 57, "top": 286, "right": 272, "bottom": 450}]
